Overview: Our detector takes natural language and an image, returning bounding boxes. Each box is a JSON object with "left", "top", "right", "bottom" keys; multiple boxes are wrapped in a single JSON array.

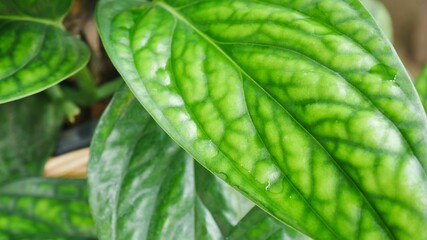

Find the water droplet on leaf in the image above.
[
  {"left": 368, "top": 63, "right": 398, "bottom": 81},
  {"left": 216, "top": 172, "right": 228, "bottom": 180},
  {"left": 265, "top": 180, "right": 284, "bottom": 194}
]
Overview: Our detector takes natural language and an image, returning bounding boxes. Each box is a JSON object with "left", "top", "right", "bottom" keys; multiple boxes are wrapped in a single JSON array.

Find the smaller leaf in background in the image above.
[
  {"left": 415, "top": 64, "right": 427, "bottom": 112},
  {"left": 89, "top": 87, "right": 308, "bottom": 239},
  {"left": 227, "top": 208, "right": 308, "bottom": 240},
  {"left": 194, "top": 162, "right": 254, "bottom": 236},
  {"left": 0, "top": 178, "right": 96, "bottom": 239},
  {"left": 0, "top": 0, "right": 72, "bottom": 22},
  {"left": 360, "top": 0, "right": 394, "bottom": 40},
  {"left": 0, "top": 93, "right": 63, "bottom": 183},
  {"left": 0, "top": 0, "right": 90, "bottom": 103}
]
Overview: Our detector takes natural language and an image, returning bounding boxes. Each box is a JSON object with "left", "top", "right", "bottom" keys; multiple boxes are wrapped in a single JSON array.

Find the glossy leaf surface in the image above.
[
  {"left": 0, "top": 178, "right": 96, "bottom": 239},
  {"left": 88, "top": 88, "right": 307, "bottom": 240},
  {"left": 0, "top": 93, "right": 62, "bottom": 183},
  {"left": 0, "top": 0, "right": 90, "bottom": 103},
  {"left": 97, "top": 0, "right": 427, "bottom": 238},
  {"left": 416, "top": 65, "right": 427, "bottom": 113}
]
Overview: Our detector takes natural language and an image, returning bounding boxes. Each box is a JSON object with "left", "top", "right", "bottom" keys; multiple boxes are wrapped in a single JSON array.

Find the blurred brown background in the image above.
[{"left": 381, "top": 0, "right": 427, "bottom": 77}]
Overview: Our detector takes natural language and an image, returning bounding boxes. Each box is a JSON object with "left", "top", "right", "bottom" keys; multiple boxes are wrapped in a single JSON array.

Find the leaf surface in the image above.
[
  {"left": 88, "top": 87, "right": 307, "bottom": 240},
  {"left": 227, "top": 207, "right": 309, "bottom": 240},
  {"left": 416, "top": 65, "right": 427, "bottom": 113},
  {"left": 0, "top": 178, "right": 96, "bottom": 239},
  {"left": 0, "top": 93, "right": 63, "bottom": 183},
  {"left": 0, "top": 0, "right": 90, "bottom": 103},
  {"left": 0, "top": 0, "right": 72, "bottom": 22},
  {"left": 97, "top": 0, "right": 427, "bottom": 238}
]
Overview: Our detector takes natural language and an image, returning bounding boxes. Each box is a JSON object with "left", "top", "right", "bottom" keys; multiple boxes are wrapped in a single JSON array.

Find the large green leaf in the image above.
[
  {"left": 97, "top": 0, "right": 427, "bottom": 238},
  {"left": 0, "top": 0, "right": 90, "bottom": 103},
  {"left": 415, "top": 65, "right": 427, "bottom": 112},
  {"left": 0, "top": 93, "right": 63, "bottom": 183},
  {"left": 88, "top": 87, "right": 307, "bottom": 239},
  {"left": 0, "top": 178, "right": 96, "bottom": 239}
]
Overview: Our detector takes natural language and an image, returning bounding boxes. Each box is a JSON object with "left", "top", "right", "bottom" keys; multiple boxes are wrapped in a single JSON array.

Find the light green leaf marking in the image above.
[
  {"left": 0, "top": 178, "right": 96, "bottom": 239},
  {"left": 0, "top": 93, "right": 63, "bottom": 183},
  {"left": 0, "top": 0, "right": 90, "bottom": 103},
  {"left": 88, "top": 87, "right": 308, "bottom": 240},
  {"left": 97, "top": 0, "right": 427, "bottom": 238}
]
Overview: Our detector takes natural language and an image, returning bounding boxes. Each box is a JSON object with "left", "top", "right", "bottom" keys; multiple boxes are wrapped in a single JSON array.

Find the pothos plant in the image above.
[{"left": 0, "top": 0, "right": 426, "bottom": 239}]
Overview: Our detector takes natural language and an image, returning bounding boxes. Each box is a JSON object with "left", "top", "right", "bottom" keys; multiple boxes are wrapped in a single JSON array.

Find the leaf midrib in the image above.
[
  {"left": 168, "top": 21, "right": 275, "bottom": 239},
  {"left": 158, "top": 2, "right": 341, "bottom": 238},
  {"left": 164, "top": 11, "right": 323, "bottom": 238},
  {"left": 155, "top": 1, "right": 396, "bottom": 239},
  {"left": 1, "top": 0, "right": 65, "bottom": 28},
  {"left": 0, "top": 16, "right": 63, "bottom": 28},
  {"left": 126, "top": 8, "right": 281, "bottom": 236}
]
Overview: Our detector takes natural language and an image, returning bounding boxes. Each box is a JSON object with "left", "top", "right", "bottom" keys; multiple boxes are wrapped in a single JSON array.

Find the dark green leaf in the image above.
[
  {"left": 227, "top": 208, "right": 308, "bottom": 240},
  {"left": 0, "top": 93, "right": 63, "bottom": 183},
  {"left": 415, "top": 64, "right": 427, "bottom": 113},
  {"left": 0, "top": 0, "right": 90, "bottom": 103},
  {"left": 0, "top": 0, "right": 72, "bottom": 22},
  {"left": 88, "top": 87, "right": 307, "bottom": 239},
  {"left": 0, "top": 178, "right": 96, "bottom": 239},
  {"left": 97, "top": 0, "right": 427, "bottom": 238}
]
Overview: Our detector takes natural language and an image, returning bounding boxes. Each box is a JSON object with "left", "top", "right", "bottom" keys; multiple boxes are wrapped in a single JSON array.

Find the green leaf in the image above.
[
  {"left": 0, "top": 178, "right": 96, "bottom": 239},
  {"left": 227, "top": 208, "right": 309, "bottom": 240},
  {"left": 97, "top": 0, "right": 427, "bottom": 238},
  {"left": 360, "top": 0, "right": 393, "bottom": 40},
  {"left": 0, "top": 0, "right": 72, "bottom": 23},
  {"left": 88, "top": 87, "right": 307, "bottom": 239},
  {"left": 415, "top": 64, "right": 427, "bottom": 113},
  {"left": 0, "top": 0, "right": 90, "bottom": 103},
  {"left": 0, "top": 93, "right": 63, "bottom": 183}
]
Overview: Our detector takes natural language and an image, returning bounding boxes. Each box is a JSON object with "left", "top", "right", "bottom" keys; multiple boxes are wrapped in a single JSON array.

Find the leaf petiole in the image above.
[{"left": 46, "top": 85, "right": 80, "bottom": 122}]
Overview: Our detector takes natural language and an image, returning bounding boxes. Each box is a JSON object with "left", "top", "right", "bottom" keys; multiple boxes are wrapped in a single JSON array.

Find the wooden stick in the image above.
[{"left": 44, "top": 148, "right": 90, "bottom": 178}]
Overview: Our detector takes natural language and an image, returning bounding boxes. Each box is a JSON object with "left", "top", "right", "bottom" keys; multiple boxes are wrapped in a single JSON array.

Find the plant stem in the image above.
[
  {"left": 62, "top": 78, "right": 123, "bottom": 106},
  {"left": 46, "top": 85, "right": 80, "bottom": 122},
  {"left": 73, "top": 66, "right": 98, "bottom": 104},
  {"left": 96, "top": 78, "right": 123, "bottom": 100}
]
